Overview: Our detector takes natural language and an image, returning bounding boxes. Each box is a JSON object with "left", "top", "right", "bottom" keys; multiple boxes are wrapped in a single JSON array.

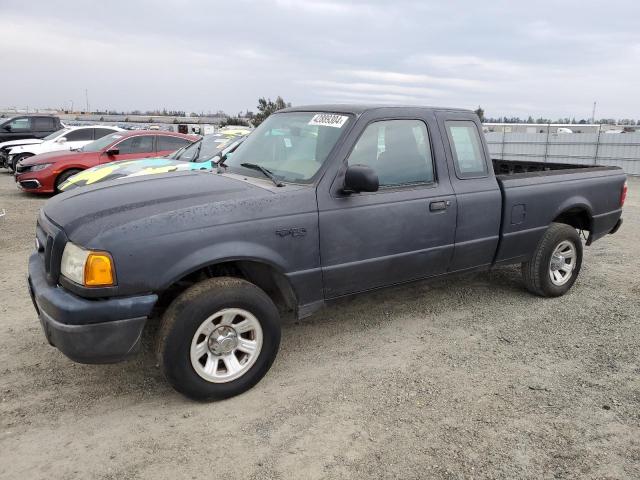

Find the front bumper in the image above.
[
  {"left": 28, "top": 252, "right": 158, "bottom": 364},
  {"left": 15, "top": 171, "right": 51, "bottom": 193}
]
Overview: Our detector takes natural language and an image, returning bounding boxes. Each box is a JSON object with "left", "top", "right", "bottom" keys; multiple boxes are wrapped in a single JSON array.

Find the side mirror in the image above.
[
  {"left": 343, "top": 164, "right": 379, "bottom": 193},
  {"left": 106, "top": 148, "right": 119, "bottom": 156},
  {"left": 3, "top": 125, "right": 11, "bottom": 131},
  {"left": 56, "top": 137, "right": 67, "bottom": 144}
]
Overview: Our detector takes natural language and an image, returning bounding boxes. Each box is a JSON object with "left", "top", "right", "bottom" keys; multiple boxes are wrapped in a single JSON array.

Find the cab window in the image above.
[
  {"left": 116, "top": 135, "right": 155, "bottom": 154},
  {"left": 445, "top": 121, "right": 487, "bottom": 178},
  {"left": 347, "top": 119, "right": 434, "bottom": 187},
  {"left": 34, "top": 117, "right": 55, "bottom": 131},
  {"left": 8, "top": 118, "right": 31, "bottom": 131},
  {"left": 157, "top": 135, "right": 191, "bottom": 152},
  {"left": 93, "top": 128, "right": 116, "bottom": 139},
  {"left": 65, "top": 129, "right": 94, "bottom": 142}
]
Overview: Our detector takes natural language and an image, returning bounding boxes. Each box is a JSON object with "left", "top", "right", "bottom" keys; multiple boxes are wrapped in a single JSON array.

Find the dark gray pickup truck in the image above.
[{"left": 28, "top": 105, "right": 626, "bottom": 400}]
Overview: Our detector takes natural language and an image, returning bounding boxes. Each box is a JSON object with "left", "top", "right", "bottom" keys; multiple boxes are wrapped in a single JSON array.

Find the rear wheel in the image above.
[
  {"left": 522, "top": 222, "right": 583, "bottom": 297},
  {"left": 157, "top": 277, "right": 281, "bottom": 401},
  {"left": 55, "top": 169, "right": 82, "bottom": 193}
]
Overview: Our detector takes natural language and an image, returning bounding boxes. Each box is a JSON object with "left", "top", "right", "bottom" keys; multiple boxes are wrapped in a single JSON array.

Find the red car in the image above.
[{"left": 14, "top": 130, "right": 198, "bottom": 194}]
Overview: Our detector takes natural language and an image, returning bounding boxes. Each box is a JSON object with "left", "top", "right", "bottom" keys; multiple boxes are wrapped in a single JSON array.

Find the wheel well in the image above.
[
  {"left": 153, "top": 260, "right": 298, "bottom": 317},
  {"left": 55, "top": 168, "right": 83, "bottom": 188},
  {"left": 553, "top": 208, "right": 592, "bottom": 235}
]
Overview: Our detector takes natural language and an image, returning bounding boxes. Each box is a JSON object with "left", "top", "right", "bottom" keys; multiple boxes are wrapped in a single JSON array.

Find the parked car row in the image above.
[
  {"left": 59, "top": 131, "right": 248, "bottom": 191},
  {"left": 0, "top": 114, "right": 253, "bottom": 194},
  {"left": 5, "top": 125, "right": 124, "bottom": 171},
  {"left": 14, "top": 130, "right": 199, "bottom": 193}
]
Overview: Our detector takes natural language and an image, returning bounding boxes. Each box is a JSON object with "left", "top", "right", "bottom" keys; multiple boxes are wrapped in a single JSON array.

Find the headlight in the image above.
[
  {"left": 60, "top": 242, "right": 115, "bottom": 287},
  {"left": 30, "top": 163, "right": 52, "bottom": 171}
]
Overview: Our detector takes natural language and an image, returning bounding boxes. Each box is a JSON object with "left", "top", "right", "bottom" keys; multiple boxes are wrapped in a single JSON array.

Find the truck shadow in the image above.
[
  {"left": 122, "top": 266, "right": 527, "bottom": 397},
  {"left": 15, "top": 264, "right": 529, "bottom": 412}
]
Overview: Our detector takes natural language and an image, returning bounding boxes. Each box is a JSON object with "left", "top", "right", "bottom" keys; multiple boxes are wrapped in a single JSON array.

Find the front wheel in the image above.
[
  {"left": 55, "top": 169, "right": 82, "bottom": 193},
  {"left": 522, "top": 222, "right": 583, "bottom": 297},
  {"left": 10, "top": 153, "right": 33, "bottom": 171},
  {"left": 157, "top": 277, "right": 281, "bottom": 401}
]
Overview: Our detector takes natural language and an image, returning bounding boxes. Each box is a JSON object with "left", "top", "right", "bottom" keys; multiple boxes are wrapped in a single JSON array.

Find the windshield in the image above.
[
  {"left": 223, "top": 112, "right": 350, "bottom": 183},
  {"left": 43, "top": 127, "right": 70, "bottom": 141},
  {"left": 81, "top": 133, "right": 124, "bottom": 152}
]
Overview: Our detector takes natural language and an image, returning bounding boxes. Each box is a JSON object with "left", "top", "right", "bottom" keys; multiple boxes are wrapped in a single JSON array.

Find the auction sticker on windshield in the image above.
[{"left": 308, "top": 114, "right": 349, "bottom": 128}]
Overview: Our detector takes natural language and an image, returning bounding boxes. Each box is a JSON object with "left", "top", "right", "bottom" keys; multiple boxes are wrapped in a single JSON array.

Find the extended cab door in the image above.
[
  {"left": 317, "top": 109, "right": 457, "bottom": 298},
  {"left": 435, "top": 111, "right": 502, "bottom": 271}
]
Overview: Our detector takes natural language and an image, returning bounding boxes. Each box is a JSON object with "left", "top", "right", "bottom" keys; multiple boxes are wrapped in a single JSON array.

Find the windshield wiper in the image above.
[{"left": 240, "top": 163, "right": 284, "bottom": 187}]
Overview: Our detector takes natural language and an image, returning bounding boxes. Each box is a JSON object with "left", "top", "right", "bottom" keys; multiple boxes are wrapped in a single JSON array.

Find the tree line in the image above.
[
  {"left": 474, "top": 106, "right": 639, "bottom": 125},
  {"left": 76, "top": 101, "right": 639, "bottom": 127}
]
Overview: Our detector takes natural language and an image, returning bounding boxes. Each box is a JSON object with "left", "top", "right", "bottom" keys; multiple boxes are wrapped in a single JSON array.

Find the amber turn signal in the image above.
[{"left": 84, "top": 252, "right": 115, "bottom": 286}]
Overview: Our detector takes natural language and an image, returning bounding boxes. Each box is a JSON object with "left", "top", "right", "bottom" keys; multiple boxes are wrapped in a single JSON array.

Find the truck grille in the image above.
[{"left": 36, "top": 212, "right": 68, "bottom": 285}]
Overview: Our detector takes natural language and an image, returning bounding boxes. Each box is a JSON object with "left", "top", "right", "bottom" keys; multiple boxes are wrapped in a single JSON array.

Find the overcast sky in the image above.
[{"left": 1, "top": 0, "right": 639, "bottom": 119}]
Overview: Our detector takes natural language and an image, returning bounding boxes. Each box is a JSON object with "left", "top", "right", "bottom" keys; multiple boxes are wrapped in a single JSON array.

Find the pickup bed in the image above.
[{"left": 27, "top": 105, "right": 626, "bottom": 400}]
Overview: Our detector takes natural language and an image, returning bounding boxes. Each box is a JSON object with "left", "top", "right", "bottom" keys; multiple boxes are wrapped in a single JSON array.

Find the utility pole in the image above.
[
  {"left": 85, "top": 89, "right": 90, "bottom": 113},
  {"left": 591, "top": 101, "right": 596, "bottom": 124}
]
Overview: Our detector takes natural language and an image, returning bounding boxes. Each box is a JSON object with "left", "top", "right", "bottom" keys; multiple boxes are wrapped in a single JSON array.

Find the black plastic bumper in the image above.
[
  {"left": 28, "top": 253, "right": 158, "bottom": 364},
  {"left": 609, "top": 217, "right": 623, "bottom": 235}
]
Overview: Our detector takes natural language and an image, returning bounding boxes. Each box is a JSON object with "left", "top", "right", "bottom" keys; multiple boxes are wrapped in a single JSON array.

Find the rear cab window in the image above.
[
  {"left": 34, "top": 117, "right": 55, "bottom": 131},
  {"left": 445, "top": 121, "right": 487, "bottom": 179},
  {"left": 157, "top": 135, "right": 192, "bottom": 152},
  {"left": 65, "top": 128, "right": 94, "bottom": 142}
]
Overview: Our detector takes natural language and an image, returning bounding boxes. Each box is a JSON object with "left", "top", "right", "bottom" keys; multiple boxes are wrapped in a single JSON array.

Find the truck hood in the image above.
[{"left": 42, "top": 170, "right": 283, "bottom": 245}]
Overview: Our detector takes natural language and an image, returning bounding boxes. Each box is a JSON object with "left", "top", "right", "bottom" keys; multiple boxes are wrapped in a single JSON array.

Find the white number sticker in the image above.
[{"left": 308, "top": 114, "right": 349, "bottom": 128}]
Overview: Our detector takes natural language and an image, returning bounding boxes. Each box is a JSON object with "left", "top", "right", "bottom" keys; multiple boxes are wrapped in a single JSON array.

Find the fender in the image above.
[
  {"left": 550, "top": 196, "right": 594, "bottom": 226},
  {"left": 159, "top": 240, "right": 290, "bottom": 291}
]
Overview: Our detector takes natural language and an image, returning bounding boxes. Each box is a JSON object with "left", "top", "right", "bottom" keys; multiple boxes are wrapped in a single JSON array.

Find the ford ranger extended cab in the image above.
[{"left": 27, "top": 105, "right": 626, "bottom": 400}]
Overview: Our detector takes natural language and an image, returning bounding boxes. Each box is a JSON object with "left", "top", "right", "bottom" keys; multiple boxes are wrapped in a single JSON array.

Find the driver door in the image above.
[{"left": 318, "top": 116, "right": 457, "bottom": 298}]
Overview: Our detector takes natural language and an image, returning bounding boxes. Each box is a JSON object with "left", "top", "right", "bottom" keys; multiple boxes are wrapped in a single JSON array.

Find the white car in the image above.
[{"left": 6, "top": 125, "right": 124, "bottom": 171}]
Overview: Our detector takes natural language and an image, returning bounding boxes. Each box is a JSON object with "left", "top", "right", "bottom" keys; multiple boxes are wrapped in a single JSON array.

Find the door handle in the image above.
[{"left": 429, "top": 200, "right": 450, "bottom": 212}]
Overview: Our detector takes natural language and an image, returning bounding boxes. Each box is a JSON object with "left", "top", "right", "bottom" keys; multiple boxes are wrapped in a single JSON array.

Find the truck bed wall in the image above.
[
  {"left": 493, "top": 166, "right": 625, "bottom": 265},
  {"left": 492, "top": 158, "right": 595, "bottom": 175}
]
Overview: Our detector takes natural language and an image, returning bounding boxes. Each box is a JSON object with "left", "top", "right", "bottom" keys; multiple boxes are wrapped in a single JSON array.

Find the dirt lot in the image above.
[{"left": 0, "top": 172, "right": 638, "bottom": 480}]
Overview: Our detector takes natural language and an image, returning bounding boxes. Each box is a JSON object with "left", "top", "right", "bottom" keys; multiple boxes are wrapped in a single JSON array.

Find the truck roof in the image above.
[{"left": 280, "top": 104, "right": 473, "bottom": 115}]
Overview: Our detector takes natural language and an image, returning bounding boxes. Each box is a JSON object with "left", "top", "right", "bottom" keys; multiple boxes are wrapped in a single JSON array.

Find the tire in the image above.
[
  {"left": 55, "top": 169, "right": 82, "bottom": 193},
  {"left": 10, "top": 153, "right": 33, "bottom": 172},
  {"left": 157, "top": 277, "right": 281, "bottom": 401},
  {"left": 522, "top": 222, "right": 583, "bottom": 297}
]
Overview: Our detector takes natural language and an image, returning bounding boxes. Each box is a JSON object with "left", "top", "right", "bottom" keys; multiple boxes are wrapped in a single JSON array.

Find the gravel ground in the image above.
[{"left": 0, "top": 172, "right": 638, "bottom": 480}]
